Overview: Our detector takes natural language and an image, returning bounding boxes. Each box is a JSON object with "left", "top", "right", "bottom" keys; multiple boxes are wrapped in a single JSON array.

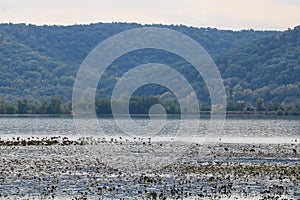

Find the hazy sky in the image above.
[{"left": 0, "top": 0, "right": 299, "bottom": 30}]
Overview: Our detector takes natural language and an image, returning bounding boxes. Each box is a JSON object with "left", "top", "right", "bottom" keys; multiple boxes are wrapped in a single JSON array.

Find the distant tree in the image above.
[
  {"left": 61, "top": 102, "right": 72, "bottom": 114},
  {"left": 5, "top": 103, "right": 16, "bottom": 114},
  {"left": 0, "top": 99, "right": 7, "bottom": 114},
  {"left": 47, "top": 97, "right": 62, "bottom": 114},
  {"left": 38, "top": 100, "right": 48, "bottom": 114},
  {"left": 236, "top": 100, "right": 246, "bottom": 111},
  {"left": 266, "top": 101, "right": 274, "bottom": 111},
  {"left": 226, "top": 100, "right": 236, "bottom": 111},
  {"left": 256, "top": 97, "right": 264, "bottom": 111},
  {"left": 17, "top": 99, "right": 29, "bottom": 114},
  {"left": 95, "top": 98, "right": 111, "bottom": 114}
]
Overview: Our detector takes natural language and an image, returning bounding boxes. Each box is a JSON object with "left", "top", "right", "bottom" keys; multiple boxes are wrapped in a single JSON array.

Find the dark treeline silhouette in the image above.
[
  {"left": 0, "top": 96, "right": 299, "bottom": 115},
  {"left": 0, "top": 97, "right": 71, "bottom": 114}
]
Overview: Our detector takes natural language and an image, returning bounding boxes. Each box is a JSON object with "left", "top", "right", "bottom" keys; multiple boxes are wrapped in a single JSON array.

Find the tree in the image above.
[
  {"left": 236, "top": 100, "right": 246, "bottom": 111},
  {"left": 266, "top": 101, "right": 274, "bottom": 111},
  {"left": 0, "top": 99, "right": 7, "bottom": 114},
  {"left": 256, "top": 97, "right": 264, "bottom": 111},
  {"left": 47, "top": 97, "right": 62, "bottom": 114},
  {"left": 17, "top": 99, "right": 29, "bottom": 114},
  {"left": 38, "top": 100, "right": 48, "bottom": 114}
]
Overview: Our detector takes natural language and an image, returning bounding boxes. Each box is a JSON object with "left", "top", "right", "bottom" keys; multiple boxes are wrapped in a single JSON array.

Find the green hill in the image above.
[
  {"left": 216, "top": 26, "right": 300, "bottom": 109},
  {"left": 0, "top": 22, "right": 299, "bottom": 114}
]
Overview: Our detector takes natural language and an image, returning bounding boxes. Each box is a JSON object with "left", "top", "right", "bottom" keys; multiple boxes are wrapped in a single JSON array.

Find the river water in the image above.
[
  {"left": 0, "top": 115, "right": 299, "bottom": 143},
  {"left": 0, "top": 115, "right": 299, "bottom": 199}
]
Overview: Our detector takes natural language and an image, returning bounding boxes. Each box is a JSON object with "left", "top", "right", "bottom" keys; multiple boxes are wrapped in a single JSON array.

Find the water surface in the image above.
[{"left": 0, "top": 115, "right": 299, "bottom": 143}]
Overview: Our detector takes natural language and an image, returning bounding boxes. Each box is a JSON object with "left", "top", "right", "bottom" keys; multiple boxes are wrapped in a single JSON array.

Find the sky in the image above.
[{"left": 0, "top": 0, "right": 299, "bottom": 30}]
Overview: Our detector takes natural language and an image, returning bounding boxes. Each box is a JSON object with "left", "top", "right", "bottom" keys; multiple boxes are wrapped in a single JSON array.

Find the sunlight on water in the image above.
[
  {"left": 0, "top": 116, "right": 299, "bottom": 143},
  {"left": 0, "top": 116, "right": 299, "bottom": 199}
]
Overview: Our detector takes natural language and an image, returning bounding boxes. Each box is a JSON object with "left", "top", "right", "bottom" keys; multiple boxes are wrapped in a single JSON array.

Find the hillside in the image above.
[
  {"left": 0, "top": 22, "right": 299, "bottom": 113},
  {"left": 216, "top": 26, "right": 300, "bottom": 109},
  {"left": 0, "top": 23, "right": 278, "bottom": 102}
]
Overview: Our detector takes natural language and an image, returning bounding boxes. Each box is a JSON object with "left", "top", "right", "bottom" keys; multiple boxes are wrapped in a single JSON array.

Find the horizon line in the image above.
[{"left": 1, "top": 21, "right": 298, "bottom": 32}]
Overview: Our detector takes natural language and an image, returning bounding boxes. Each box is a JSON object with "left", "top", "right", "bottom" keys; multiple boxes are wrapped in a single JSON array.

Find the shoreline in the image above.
[
  {"left": 0, "top": 112, "right": 300, "bottom": 118},
  {"left": 0, "top": 135, "right": 299, "bottom": 146}
]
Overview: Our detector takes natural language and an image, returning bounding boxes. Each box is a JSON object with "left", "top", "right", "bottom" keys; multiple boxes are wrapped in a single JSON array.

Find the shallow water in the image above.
[
  {"left": 0, "top": 115, "right": 299, "bottom": 143},
  {"left": 0, "top": 143, "right": 299, "bottom": 199},
  {"left": 0, "top": 115, "right": 299, "bottom": 199}
]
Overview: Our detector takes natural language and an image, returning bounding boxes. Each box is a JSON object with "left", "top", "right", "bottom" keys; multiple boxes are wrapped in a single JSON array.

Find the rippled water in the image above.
[{"left": 0, "top": 115, "right": 299, "bottom": 143}]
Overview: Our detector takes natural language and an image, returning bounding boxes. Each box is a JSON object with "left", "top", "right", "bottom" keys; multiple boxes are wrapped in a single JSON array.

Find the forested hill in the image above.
[
  {"left": 0, "top": 22, "right": 277, "bottom": 102},
  {"left": 216, "top": 26, "right": 300, "bottom": 108},
  {"left": 0, "top": 22, "right": 299, "bottom": 112}
]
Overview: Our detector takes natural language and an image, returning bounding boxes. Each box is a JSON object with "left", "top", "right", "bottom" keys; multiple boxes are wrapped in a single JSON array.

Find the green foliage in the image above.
[
  {"left": 47, "top": 97, "right": 62, "bottom": 114},
  {"left": 0, "top": 97, "right": 71, "bottom": 114},
  {"left": 0, "top": 23, "right": 278, "bottom": 102},
  {"left": 256, "top": 98, "right": 264, "bottom": 111},
  {"left": 95, "top": 96, "right": 180, "bottom": 115},
  {"left": 217, "top": 26, "right": 300, "bottom": 106},
  {"left": 0, "top": 23, "right": 299, "bottom": 112},
  {"left": 1, "top": 96, "right": 299, "bottom": 115},
  {"left": 17, "top": 99, "right": 29, "bottom": 114}
]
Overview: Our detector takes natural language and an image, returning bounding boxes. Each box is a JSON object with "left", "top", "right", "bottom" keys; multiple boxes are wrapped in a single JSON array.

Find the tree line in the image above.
[
  {"left": 0, "top": 97, "right": 71, "bottom": 114},
  {"left": 0, "top": 96, "right": 299, "bottom": 115},
  {"left": 226, "top": 97, "right": 300, "bottom": 115}
]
